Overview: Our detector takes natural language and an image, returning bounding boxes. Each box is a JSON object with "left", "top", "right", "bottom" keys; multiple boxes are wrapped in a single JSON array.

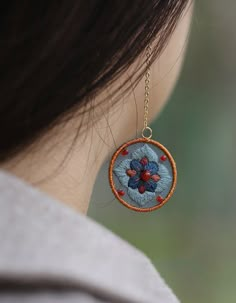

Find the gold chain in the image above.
[{"left": 142, "top": 45, "right": 152, "bottom": 140}]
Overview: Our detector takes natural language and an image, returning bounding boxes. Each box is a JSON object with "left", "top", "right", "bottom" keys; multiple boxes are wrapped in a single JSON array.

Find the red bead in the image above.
[
  {"left": 121, "top": 149, "right": 129, "bottom": 156},
  {"left": 140, "top": 170, "right": 151, "bottom": 181},
  {"left": 152, "top": 174, "right": 161, "bottom": 182},
  {"left": 138, "top": 185, "right": 146, "bottom": 194},
  {"left": 117, "top": 190, "right": 125, "bottom": 196},
  {"left": 140, "top": 157, "right": 148, "bottom": 166},
  {"left": 160, "top": 155, "right": 167, "bottom": 162},
  {"left": 156, "top": 195, "right": 164, "bottom": 203},
  {"left": 126, "top": 169, "right": 136, "bottom": 177}
]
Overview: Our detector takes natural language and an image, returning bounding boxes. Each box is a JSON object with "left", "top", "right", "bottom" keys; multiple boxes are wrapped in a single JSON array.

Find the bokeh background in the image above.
[{"left": 89, "top": 2, "right": 236, "bottom": 303}]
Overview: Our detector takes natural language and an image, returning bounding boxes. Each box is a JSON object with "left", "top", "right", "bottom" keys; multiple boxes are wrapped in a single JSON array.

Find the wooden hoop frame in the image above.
[{"left": 109, "top": 138, "right": 177, "bottom": 212}]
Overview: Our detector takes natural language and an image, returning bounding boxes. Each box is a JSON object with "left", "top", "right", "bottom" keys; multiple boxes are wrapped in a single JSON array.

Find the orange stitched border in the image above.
[{"left": 108, "top": 138, "right": 177, "bottom": 212}]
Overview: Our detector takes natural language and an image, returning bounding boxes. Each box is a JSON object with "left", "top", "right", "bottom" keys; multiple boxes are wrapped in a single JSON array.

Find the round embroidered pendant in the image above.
[{"left": 109, "top": 138, "right": 177, "bottom": 212}]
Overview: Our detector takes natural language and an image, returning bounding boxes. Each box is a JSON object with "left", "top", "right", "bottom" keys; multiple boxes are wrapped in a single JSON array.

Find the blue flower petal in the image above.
[
  {"left": 131, "top": 144, "right": 158, "bottom": 162},
  {"left": 128, "top": 176, "right": 140, "bottom": 189},
  {"left": 130, "top": 159, "right": 142, "bottom": 172},
  {"left": 145, "top": 179, "right": 157, "bottom": 192},
  {"left": 155, "top": 164, "right": 172, "bottom": 193},
  {"left": 145, "top": 161, "right": 159, "bottom": 175},
  {"left": 113, "top": 159, "right": 132, "bottom": 187},
  {"left": 128, "top": 188, "right": 155, "bottom": 207}
]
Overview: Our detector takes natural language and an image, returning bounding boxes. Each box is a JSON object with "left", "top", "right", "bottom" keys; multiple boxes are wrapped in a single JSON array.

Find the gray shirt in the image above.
[{"left": 0, "top": 171, "right": 179, "bottom": 303}]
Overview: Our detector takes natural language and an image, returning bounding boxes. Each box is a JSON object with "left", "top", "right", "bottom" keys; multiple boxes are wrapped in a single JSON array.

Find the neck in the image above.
[
  {"left": 1, "top": 95, "right": 138, "bottom": 214},
  {"left": 2, "top": 122, "right": 113, "bottom": 214}
]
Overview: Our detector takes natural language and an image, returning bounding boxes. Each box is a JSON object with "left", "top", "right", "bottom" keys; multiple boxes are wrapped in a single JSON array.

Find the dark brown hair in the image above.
[{"left": 0, "top": 1, "right": 189, "bottom": 161}]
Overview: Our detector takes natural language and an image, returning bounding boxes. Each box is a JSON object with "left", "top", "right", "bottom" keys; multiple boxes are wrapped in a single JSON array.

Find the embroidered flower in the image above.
[
  {"left": 114, "top": 144, "right": 172, "bottom": 207},
  {"left": 127, "top": 158, "right": 160, "bottom": 194}
]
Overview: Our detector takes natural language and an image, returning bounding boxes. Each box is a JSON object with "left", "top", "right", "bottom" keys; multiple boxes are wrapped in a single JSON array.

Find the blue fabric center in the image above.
[{"left": 128, "top": 158, "right": 159, "bottom": 193}]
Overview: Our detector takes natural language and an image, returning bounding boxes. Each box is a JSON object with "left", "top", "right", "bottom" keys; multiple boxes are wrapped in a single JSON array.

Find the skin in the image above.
[{"left": 2, "top": 3, "right": 193, "bottom": 214}]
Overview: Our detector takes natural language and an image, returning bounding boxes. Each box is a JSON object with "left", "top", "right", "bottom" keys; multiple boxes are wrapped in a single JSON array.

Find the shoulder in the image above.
[{"left": 0, "top": 171, "right": 179, "bottom": 303}]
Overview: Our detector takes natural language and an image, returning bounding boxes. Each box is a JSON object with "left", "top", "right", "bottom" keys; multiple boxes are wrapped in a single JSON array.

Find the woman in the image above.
[{"left": 0, "top": 1, "right": 193, "bottom": 302}]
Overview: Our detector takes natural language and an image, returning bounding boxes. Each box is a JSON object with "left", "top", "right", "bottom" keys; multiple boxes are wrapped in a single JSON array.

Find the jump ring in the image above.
[{"left": 142, "top": 127, "right": 152, "bottom": 139}]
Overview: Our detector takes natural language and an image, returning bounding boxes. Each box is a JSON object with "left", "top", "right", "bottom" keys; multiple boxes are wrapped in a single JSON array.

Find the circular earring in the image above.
[{"left": 109, "top": 45, "right": 177, "bottom": 212}]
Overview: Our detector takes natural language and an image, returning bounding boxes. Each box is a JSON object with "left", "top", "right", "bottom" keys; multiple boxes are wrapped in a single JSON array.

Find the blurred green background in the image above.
[{"left": 89, "top": 2, "right": 236, "bottom": 303}]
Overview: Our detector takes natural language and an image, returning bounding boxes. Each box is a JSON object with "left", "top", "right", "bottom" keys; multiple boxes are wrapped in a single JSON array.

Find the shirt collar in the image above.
[{"left": 0, "top": 170, "right": 179, "bottom": 303}]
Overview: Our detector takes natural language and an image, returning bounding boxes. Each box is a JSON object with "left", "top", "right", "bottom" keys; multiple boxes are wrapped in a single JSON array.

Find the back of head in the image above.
[{"left": 0, "top": 1, "right": 189, "bottom": 161}]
